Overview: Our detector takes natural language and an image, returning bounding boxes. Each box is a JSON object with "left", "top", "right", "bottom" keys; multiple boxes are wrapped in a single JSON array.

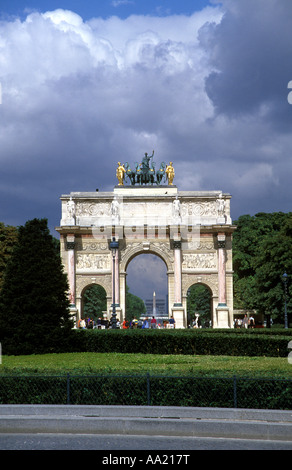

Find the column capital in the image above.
[
  {"left": 66, "top": 234, "right": 76, "bottom": 250},
  {"left": 173, "top": 240, "right": 182, "bottom": 249},
  {"left": 217, "top": 233, "right": 226, "bottom": 249}
]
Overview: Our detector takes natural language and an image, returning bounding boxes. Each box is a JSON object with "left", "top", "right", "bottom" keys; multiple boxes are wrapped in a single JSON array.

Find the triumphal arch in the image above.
[{"left": 56, "top": 153, "right": 236, "bottom": 328}]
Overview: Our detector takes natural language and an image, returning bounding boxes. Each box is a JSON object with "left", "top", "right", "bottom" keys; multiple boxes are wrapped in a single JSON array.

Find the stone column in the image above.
[
  {"left": 217, "top": 233, "right": 227, "bottom": 306},
  {"left": 66, "top": 234, "right": 78, "bottom": 326},
  {"left": 110, "top": 241, "right": 121, "bottom": 324},
  {"left": 173, "top": 240, "right": 182, "bottom": 306},
  {"left": 171, "top": 240, "right": 185, "bottom": 328},
  {"left": 114, "top": 248, "right": 120, "bottom": 306},
  {"left": 216, "top": 233, "right": 229, "bottom": 328},
  {"left": 66, "top": 234, "right": 76, "bottom": 307}
]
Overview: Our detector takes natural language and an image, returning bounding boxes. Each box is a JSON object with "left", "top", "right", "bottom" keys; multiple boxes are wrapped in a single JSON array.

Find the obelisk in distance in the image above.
[{"left": 153, "top": 291, "right": 157, "bottom": 317}]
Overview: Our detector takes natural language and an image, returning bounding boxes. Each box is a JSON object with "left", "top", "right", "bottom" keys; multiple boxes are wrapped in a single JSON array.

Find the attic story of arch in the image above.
[{"left": 56, "top": 151, "right": 236, "bottom": 328}]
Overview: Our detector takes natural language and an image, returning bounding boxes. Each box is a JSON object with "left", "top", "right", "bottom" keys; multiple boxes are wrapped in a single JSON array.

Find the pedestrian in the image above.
[
  {"left": 122, "top": 319, "right": 129, "bottom": 329},
  {"left": 249, "top": 315, "right": 255, "bottom": 328},
  {"left": 142, "top": 317, "right": 149, "bottom": 329},
  {"left": 242, "top": 314, "right": 248, "bottom": 329},
  {"left": 169, "top": 316, "right": 175, "bottom": 329},
  {"left": 132, "top": 317, "right": 138, "bottom": 329},
  {"left": 151, "top": 316, "right": 157, "bottom": 329}
]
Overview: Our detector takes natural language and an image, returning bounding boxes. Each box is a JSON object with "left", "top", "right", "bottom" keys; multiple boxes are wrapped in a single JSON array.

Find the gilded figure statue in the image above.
[
  {"left": 166, "top": 162, "right": 175, "bottom": 185},
  {"left": 116, "top": 162, "right": 126, "bottom": 186}
]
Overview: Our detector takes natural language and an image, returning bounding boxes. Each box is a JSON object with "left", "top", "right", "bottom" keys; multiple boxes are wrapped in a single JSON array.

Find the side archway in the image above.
[
  {"left": 80, "top": 283, "right": 108, "bottom": 324},
  {"left": 186, "top": 283, "right": 213, "bottom": 328}
]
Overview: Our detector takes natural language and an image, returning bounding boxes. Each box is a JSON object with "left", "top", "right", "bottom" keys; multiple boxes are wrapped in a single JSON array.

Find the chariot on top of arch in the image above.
[{"left": 116, "top": 151, "right": 175, "bottom": 186}]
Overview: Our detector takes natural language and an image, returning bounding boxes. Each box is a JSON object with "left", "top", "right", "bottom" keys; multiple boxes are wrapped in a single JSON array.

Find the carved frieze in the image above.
[
  {"left": 182, "top": 253, "right": 217, "bottom": 270},
  {"left": 76, "top": 253, "right": 111, "bottom": 270}
]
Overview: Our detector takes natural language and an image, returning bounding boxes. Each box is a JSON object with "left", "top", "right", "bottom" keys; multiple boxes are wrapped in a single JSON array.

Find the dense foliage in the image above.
[
  {"left": 21, "top": 328, "right": 290, "bottom": 358},
  {"left": 187, "top": 284, "right": 211, "bottom": 325},
  {"left": 0, "top": 222, "right": 18, "bottom": 291},
  {"left": 0, "top": 218, "right": 74, "bottom": 354},
  {"left": 233, "top": 212, "right": 292, "bottom": 325},
  {"left": 83, "top": 284, "right": 107, "bottom": 320}
]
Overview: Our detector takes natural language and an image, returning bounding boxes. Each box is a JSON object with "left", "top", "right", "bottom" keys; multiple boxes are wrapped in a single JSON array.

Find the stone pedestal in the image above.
[
  {"left": 171, "top": 306, "right": 186, "bottom": 329},
  {"left": 215, "top": 305, "right": 230, "bottom": 328}
]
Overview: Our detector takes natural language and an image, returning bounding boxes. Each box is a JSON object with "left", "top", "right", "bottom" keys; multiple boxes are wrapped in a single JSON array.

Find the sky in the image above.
[{"left": 1, "top": 0, "right": 292, "bottom": 300}]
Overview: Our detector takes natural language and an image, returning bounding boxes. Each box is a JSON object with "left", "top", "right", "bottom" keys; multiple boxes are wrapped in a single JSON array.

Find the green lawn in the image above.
[{"left": 1, "top": 352, "right": 292, "bottom": 378}]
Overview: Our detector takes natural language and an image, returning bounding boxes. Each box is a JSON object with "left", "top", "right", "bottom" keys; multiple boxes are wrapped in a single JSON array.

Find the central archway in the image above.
[
  {"left": 126, "top": 253, "right": 168, "bottom": 322},
  {"left": 119, "top": 244, "right": 172, "bottom": 323}
]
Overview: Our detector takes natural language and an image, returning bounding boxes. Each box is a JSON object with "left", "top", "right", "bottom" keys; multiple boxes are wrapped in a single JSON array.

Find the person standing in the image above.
[
  {"left": 151, "top": 316, "right": 157, "bottom": 329},
  {"left": 169, "top": 316, "right": 175, "bottom": 328},
  {"left": 242, "top": 314, "right": 249, "bottom": 329}
]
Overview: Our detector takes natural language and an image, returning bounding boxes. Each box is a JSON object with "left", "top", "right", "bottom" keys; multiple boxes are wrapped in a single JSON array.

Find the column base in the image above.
[
  {"left": 215, "top": 305, "right": 230, "bottom": 328},
  {"left": 171, "top": 306, "right": 186, "bottom": 329}
]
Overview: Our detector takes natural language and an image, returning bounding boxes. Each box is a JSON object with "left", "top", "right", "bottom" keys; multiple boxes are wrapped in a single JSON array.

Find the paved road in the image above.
[
  {"left": 1, "top": 405, "right": 292, "bottom": 451},
  {"left": 1, "top": 433, "right": 292, "bottom": 450}
]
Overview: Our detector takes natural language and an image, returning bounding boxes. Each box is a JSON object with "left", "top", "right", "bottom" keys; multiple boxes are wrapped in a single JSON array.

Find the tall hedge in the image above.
[{"left": 69, "top": 329, "right": 292, "bottom": 358}]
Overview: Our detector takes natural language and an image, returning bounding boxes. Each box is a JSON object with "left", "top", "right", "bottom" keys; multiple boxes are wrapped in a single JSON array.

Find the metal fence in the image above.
[{"left": 0, "top": 374, "right": 292, "bottom": 409}]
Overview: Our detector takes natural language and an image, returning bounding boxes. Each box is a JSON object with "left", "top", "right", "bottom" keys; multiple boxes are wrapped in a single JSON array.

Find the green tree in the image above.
[
  {"left": 232, "top": 212, "right": 292, "bottom": 325},
  {"left": 0, "top": 218, "right": 73, "bottom": 354},
  {"left": 254, "top": 216, "right": 292, "bottom": 324},
  {"left": 125, "top": 284, "right": 146, "bottom": 321},
  {"left": 187, "top": 284, "right": 211, "bottom": 326},
  {"left": 83, "top": 284, "right": 107, "bottom": 320},
  {"left": 0, "top": 222, "right": 18, "bottom": 291}
]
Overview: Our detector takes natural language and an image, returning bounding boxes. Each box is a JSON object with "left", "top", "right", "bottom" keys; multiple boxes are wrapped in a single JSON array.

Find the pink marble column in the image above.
[
  {"left": 173, "top": 240, "right": 182, "bottom": 305},
  {"left": 115, "top": 249, "right": 120, "bottom": 305},
  {"left": 111, "top": 244, "right": 120, "bottom": 307},
  {"left": 217, "top": 233, "right": 227, "bottom": 306},
  {"left": 66, "top": 234, "right": 76, "bottom": 306}
]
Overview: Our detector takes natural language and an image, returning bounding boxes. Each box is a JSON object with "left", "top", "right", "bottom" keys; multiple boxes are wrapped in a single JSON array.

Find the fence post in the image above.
[
  {"left": 147, "top": 372, "right": 150, "bottom": 406},
  {"left": 233, "top": 375, "right": 237, "bottom": 408},
  {"left": 67, "top": 373, "right": 70, "bottom": 405}
]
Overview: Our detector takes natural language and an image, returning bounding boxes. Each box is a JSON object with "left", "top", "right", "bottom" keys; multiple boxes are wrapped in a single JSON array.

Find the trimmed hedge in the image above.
[
  {"left": 70, "top": 328, "right": 292, "bottom": 357},
  {"left": 2, "top": 327, "right": 291, "bottom": 356},
  {"left": 1, "top": 373, "right": 292, "bottom": 409}
]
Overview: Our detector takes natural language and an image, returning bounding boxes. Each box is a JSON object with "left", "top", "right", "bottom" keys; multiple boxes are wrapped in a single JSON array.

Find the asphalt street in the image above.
[
  {"left": 1, "top": 405, "right": 292, "bottom": 452},
  {"left": 1, "top": 433, "right": 292, "bottom": 450}
]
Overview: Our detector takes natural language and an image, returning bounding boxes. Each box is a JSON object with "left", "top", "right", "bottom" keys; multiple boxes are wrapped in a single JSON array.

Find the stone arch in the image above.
[
  {"left": 75, "top": 274, "right": 112, "bottom": 322},
  {"left": 182, "top": 275, "right": 218, "bottom": 328},
  {"left": 120, "top": 242, "right": 173, "bottom": 273},
  {"left": 186, "top": 282, "right": 213, "bottom": 327},
  {"left": 119, "top": 243, "right": 172, "bottom": 320},
  {"left": 80, "top": 282, "right": 107, "bottom": 321}
]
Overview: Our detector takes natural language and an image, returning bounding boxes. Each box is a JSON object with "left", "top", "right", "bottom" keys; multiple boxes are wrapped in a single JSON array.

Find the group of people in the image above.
[
  {"left": 122, "top": 316, "right": 175, "bottom": 329},
  {"left": 78, "top": 316, "right": 118, "bottom": 329},
  {"left": 77, "top": 315, "right": 176, "bottom": 329},
  {"left": 234, "top": 314, "right": 255, "bottom": 329}
]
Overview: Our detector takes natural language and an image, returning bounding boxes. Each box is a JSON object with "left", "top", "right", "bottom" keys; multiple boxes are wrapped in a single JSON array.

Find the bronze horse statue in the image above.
[{"left": 124, "top": 152, "right": 166, "bottom": 185}]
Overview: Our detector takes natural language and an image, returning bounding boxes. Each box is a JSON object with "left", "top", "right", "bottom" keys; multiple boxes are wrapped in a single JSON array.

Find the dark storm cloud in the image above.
[{"left": 201, "top": 0, "right": 292, "bottom": 125}]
